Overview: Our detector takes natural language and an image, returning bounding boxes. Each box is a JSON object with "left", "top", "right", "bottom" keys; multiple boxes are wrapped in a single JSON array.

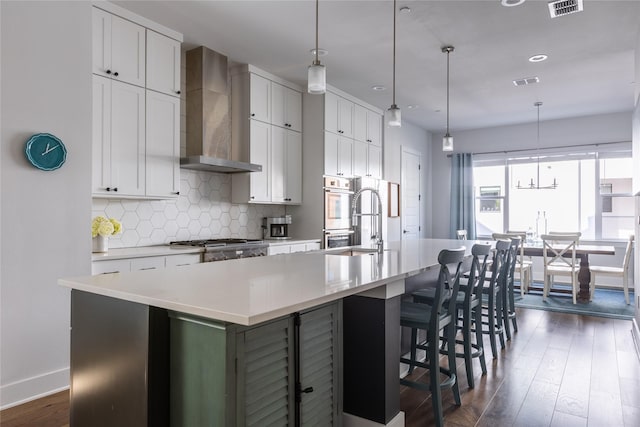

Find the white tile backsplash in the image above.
[{"left": 92, "top": 170, "right": 285, "bottom": 248}]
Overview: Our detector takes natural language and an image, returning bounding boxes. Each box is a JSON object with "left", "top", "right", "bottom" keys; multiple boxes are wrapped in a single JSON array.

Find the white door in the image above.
[
  {"left": 402, "top": 149, "right": 421, "bottom": 240},
  {"left": 110, "top": 80, "right": 146, "bottom": 196},
  {"left": 285, "top": 131, "right": 302, "bottom": 203},
  {"left": 146, "top": 30, "right": 181, "bottom": 97},
  {"left": 110, "top": 14, "right": 145, "bottom": 87},
  {"left": 249, "top": 120, "right": 271, "bottom": 202},
  {"left": 271, "top": 126, "right": 286, "bottom": 202},
  {"left": 146, "top": 90, "right": 180, "bottom": 198},
  {"left": 250, "top": 73, "right": 271, "bottom": 123}
]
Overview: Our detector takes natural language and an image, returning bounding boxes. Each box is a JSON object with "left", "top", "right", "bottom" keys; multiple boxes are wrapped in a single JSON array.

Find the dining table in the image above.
[{"left": 522, "top": 242, "right": 616, "bottom": 303}]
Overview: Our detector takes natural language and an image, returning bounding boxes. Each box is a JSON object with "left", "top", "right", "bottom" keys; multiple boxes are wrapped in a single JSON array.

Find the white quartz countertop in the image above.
[
  {"left": 63, "top": 239, "right": 478, "bottom": 326},
  {"left": 91, "top": 245, "right": 203, "bottom": 261}
]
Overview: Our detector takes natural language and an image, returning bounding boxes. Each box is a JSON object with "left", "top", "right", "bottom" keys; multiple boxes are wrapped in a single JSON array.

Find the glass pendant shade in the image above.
[
  {"left": 387, "top": 105, "right": 401, "bottom": 127},
  {"left": 308, "top": 62, "right": 326, "bottom": 94},
  {"left": 442, "top": 133, "right": 454, "bottom": 151}
]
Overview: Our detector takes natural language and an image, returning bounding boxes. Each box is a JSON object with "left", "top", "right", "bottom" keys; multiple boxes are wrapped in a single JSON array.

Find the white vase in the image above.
[{"left": 93, "top": 235, "right": 109, "bottom": 253}]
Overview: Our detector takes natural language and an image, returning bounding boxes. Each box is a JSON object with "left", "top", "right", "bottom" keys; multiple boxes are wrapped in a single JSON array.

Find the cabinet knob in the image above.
[
  {"left": 113, "top": 187, "right": 118, "bottom": 192},
  {"left": 105, "top": 69, "right": 112, "bottom": 75},
  {"left": 173, "top": 191, "right": 180, "bottom": 195},
  {"left": 250, "top": 196, "right": 255, "bottom": 200},
  {"left": 251, "top": 113, "right": 256, "bottom": 117},
  {"left": 176, "top": 90, "right": 181, "bottom": 95},
  {"left": 105, "top": 187, "right": 111, "bottom": 191},
  {"left": 113, "top": 71, "right": 119, "bottom": 77}
]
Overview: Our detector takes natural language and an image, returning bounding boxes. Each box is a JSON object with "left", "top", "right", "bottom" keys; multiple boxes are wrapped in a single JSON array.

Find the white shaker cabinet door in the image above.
[
  {"left": 271, "top": 126, "right": 287, "bottom": 203},
  {"left": 324, "top": 91, "right": 339, "bottom": 135},
  {"left": 324, "top": 131, "right": 339, "bottom": 176},
  {"left": 110, "top": 80, "right": 146, "bottom": 196},
  {"left": 249, "top": 120, "right": 271, "bottom": 203},
  {"left": 146, "top": 30, "right": 181, "bottom": 97},
  {"left": 285, "top": 87, "right": 302, "bottom": 132},
  {"left": 110, "top": 14, "right": 146, "bottom": 87},
  {"left": 338, "top": 136, "right": 353, "bottom": 177},
  {"left": 146, "top": 90, "right": 180, "bottom": 198},
  {"left": 249, "top": 73, "right": 271, "bottom": 124},
  {"left": 92, "top": 75, "right": 112, "bottom": 195},
  {"left": 92, "top": 8, "right": 112, "bottom": 78},
  {"left": 353, "top": 104, "right": 368, "bottom": 143},
  {"left": 337, "top": 97, "right": 354, "bottom": 138},
  {"left": 367, "top": 110, "right": 382, "bottom": 146},
  {"left": 285, "top": 131, "right": 302, "bottom": 204},
  {"left": 352, "top": 140, "right": 368, "bottom": 178},
  {"left": 368, "top": 144, "right": 382, "bottom": 179}
]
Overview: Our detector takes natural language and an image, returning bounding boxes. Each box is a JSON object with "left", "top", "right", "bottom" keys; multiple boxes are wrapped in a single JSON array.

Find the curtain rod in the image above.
[{"left": 445, "top": 140, "right": 630, "bottom": 158}]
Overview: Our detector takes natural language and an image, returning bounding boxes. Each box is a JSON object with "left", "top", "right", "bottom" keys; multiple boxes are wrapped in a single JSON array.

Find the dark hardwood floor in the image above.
[{"left": 1, "top": 308, "right": 638, "bottom": 427}]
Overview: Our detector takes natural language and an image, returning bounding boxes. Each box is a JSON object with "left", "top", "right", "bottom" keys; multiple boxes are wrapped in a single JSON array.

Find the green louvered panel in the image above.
[
  {"left": 300, "top": 304, "right": 339, "bottom": 426},
  {"left": 239, "top": 317, "right": 294, "bottom": 427}
]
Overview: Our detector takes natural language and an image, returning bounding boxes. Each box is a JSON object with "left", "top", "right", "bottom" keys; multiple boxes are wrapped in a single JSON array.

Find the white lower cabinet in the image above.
[
  {"left": 92, "top": 253, "right": 201, "bottom": 275},
  {"left": 169, "top": 302, "right": 341, "bottom": 426},
  {"left": 267, "top": 241, "right": 321, "bottom": 256}
]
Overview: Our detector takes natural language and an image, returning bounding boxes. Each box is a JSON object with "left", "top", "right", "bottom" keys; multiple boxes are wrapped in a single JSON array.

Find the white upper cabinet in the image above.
[
  {"left": 146, "top": 90, "right": 180, "bottom": 198},
  {"left": 324, "top": 92, "right": 354, "bottom": 138},
  {"left": 272, "top": 82, "right": 302, "bottom": 132},
  {"left": 92, "top": 8, "right": 145, "bottom": 87},
  {"left": 231, "top": 66, "right": 303, "bottom": 205},
  {"left": 354, "top": 104, "right": 382, "bottom": 146},
  {"left": 368, "top": 144, "right": 382, "bottom": 179},
  {"left": 353, "top": 140, "right": 368, "bottom": 178},
  {"left": 92, "top": 76, "right": 146, "bottom": 197},
  {"left": 324, "top": 131, "right": 353, "bottom": 178},
  {"left": 250, "top": 73, "right": 271, "bottom": 123},
  {"left": 146, "top": 30, "right": 181, "bottom": 97},
  {"left": 92, "top": 5, "right": 182, "bottom": 199}
]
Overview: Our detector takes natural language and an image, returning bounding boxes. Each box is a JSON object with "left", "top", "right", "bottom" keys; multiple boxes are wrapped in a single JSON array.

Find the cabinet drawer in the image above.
[
  {"left": 92, "top": 259, "right": 131, "bottom": 275},
  {"left": 131, "top": 256, "right": 166, "bottom": 271},
  {"left": 305, "top": 242, "right": 321, "bottom": 252},
  {"left": 289, "top": 243, "right": 307, "bottom": 253},
  {"left": 268, "top": 245, "right": 291, "bottom": 256},
  {"left": 166, "top": 253, "right": 201, "bottom": 267}
]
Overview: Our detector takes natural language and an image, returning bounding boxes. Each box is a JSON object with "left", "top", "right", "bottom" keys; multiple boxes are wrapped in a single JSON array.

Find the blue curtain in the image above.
[{"left": 450, "top": 153, "right": 477, "bottom": 239}]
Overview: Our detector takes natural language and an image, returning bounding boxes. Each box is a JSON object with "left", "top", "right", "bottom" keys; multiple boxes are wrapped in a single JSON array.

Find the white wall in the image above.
[
  {"left": 431, "top": 111, "right": 633, "bottom": 239},
  {"left": 0, "top": 1, "right": 92, "bottom": 408},
  {"left": 383, "top": 120, "right": 432, "bottom": 241}
]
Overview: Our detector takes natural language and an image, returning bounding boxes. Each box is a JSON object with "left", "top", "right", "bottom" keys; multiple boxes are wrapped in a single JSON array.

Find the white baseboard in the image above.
[{"left": 0, "top": 367, "right": 69, "bottom": 410}]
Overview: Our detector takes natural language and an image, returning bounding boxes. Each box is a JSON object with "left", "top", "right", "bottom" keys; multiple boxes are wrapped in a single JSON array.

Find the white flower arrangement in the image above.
[{"left": 92, "top": 216, "right": 122, "bottom": 238}]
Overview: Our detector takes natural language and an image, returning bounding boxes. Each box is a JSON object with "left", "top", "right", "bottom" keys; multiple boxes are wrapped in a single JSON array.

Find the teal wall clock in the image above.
[{"left": 25, "top": 133, "right": 67, "bottom": 171}]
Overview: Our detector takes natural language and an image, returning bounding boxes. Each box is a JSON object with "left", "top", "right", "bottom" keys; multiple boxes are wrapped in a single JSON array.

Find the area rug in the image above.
[{"left": 513, "top": 283, "right": 635, "bottom": 320}]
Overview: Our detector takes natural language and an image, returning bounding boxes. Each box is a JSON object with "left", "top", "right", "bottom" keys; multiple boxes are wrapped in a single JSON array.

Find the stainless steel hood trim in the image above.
[{"left": 180, "top": 156, "right": 262, "bottom": 173}]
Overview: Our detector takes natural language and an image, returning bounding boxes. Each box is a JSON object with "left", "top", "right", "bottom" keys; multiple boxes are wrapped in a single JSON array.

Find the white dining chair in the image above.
[
  {"left": 541, "top": 234, "right": 580, "bottom": 304},
  {"left": 494, "top": 232, "right": 532, "bottom": 296},
  {"left": 456, "top": 229, "right": 467, "bottom": 240},
  {"left": 589, "top": 235, "right": 634, "bottom": 305}
]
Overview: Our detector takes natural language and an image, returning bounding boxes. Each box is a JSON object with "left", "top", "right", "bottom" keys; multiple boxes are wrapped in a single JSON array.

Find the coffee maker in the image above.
[{"left": 263, "top": 215, "right": 292, "bottom": 240}]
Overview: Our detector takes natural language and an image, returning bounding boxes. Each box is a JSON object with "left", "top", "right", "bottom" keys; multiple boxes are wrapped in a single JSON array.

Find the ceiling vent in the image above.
[
  {"left": 513, "top": 76, "right": 540, "bottom": 87},
  {"left": 548, "top": 0, "right": 583, "bottom": 18}
]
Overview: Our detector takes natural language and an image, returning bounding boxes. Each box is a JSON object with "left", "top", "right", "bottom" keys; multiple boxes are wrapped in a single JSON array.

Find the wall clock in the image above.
[{"left": 25, "top": 133, "right": 67, "bottom": 171}]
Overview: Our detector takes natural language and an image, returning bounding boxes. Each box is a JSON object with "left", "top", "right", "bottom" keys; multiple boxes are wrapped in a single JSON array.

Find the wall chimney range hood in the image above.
[{"left": 182, "top": 46, "right": 261, "bottom": 173}]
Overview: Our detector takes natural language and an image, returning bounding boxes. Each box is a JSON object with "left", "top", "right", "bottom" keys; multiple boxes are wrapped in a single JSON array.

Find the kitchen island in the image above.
[{"left": 60, "top": 239, "right": 474, "bottom": 427}]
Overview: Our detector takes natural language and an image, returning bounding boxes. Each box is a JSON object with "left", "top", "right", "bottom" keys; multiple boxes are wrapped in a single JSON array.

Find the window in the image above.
[{"left": 472, "top": 144, "right": 631, "bottom": 241}]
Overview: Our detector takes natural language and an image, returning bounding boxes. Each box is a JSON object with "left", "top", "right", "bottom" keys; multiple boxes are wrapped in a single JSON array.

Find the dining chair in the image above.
[
  {"left": 400, "top": 247, "right": 465, "bottom": 427},
  {"left": 456, "top": 229, "right": 468, "bottom": 240},
  {"left": 589, "top": 235, "right": 634, "bottom": 304},
  {"left": 505, "top": 230, "right": 534, "bottom": 296},
  {"left": 490, "top": 234, "right": 520, "bottom": 340},
  {"left": 541, "top": 233, "right": 580, "bottom": 304},
  {"left": 412, "top": 243, "right": 491, "bottom": 389}
]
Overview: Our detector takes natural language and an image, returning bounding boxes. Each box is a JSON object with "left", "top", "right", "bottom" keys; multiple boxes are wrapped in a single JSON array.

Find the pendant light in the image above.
[
  {"left": 516, "top": 102, "right": 559, "bottom": 189},
  {"left": 308, "top": 0, "right": 326, "bottom": 94},
  {"left": 442, "top": 46, "right": 454, "bottom": 151},
  {"left": 387, "top": 0, "right": 401, "bottom": 127}
]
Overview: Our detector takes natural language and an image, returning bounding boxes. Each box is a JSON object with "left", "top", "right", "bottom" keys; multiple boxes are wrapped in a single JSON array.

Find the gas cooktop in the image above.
[{"left": 169, "top": 238, "right": 264, "bottom": 248}]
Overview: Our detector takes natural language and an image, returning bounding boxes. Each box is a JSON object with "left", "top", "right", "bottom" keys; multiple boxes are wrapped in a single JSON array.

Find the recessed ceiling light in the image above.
[
  {"left": 406, "top": 104, "right": 419, "bottom": 110},
  {"left": 435, "top": 109, "right": 441, "bottom": 113},
  {"left": 399, "top": 6, "right": 411, "bottom": 13},
  {"left": 371, "top": 85, "right": 386, "bottom": 91},
  {"left": 501, "top": 0, "right": 525, "bottom": 6},
  {"left": 309, "top": 48, "right": 328, "bottom": 57},
  {"left": 528, "top": 54, "right": 548, "bottom": 63}
]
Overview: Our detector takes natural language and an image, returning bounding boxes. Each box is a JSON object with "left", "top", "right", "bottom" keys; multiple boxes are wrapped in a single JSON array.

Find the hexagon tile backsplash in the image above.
[{"left": 92, "top": 170, "right": 285, "bottom": 248}]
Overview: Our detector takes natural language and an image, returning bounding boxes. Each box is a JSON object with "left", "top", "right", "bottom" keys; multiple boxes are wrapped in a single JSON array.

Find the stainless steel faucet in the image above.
[{"left": 351, "top": 187, "right": 384, "bottom": 254}]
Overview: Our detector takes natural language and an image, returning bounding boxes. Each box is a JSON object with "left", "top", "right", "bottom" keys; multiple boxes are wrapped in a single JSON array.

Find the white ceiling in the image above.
[{"left": 115, "top": 0, "right": 640, "bottom": 133}]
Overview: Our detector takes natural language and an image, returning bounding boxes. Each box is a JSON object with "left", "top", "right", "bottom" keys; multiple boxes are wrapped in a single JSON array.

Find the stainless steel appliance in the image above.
[
  {"left": 170, "top": 239, "right": 268, "bottom": 262},
  {"left": 263, "top": 215, "right": 292, "bottom": 240},
  {"left": 323, "top": 176, "right": 354, "bottom": 248},
  {"left": 352, "top": 176, "right": 388, "bottom": 248}
]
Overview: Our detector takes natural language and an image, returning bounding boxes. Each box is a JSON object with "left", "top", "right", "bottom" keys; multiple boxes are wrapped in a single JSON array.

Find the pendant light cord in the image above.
[
  {"left": 446, "top": 49, "right": 450, "bottom": 134},
  {"left": 314, "top": 0, "right": 319, "bottom": 65},
  {"left": 392, "top": 0, "right": 396, "bottom": 106},
  {"left": 536, "top": 102, "right": 541, "bottom": 186}
]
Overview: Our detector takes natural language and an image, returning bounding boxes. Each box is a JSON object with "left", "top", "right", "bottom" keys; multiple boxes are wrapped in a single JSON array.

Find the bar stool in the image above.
[
  {"left": 478, "top": 240, "right": 510, "bottom": 358},
  {"left": 400, "top": 248, "right": 465, "bottom": 427},
  {"left": 412, "top": 243, "right": 491, "bottom": 389}
]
